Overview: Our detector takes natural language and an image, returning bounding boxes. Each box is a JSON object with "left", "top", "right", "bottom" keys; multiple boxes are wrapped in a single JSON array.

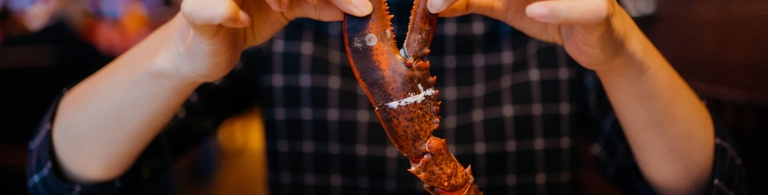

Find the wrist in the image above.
[
  {"left": 149, "top": 14, "right": 208, "bottom": 87},
  {"left": 151, "top": 50, "right": 207, "bottom": 89},
  {"left": 592, "top": 5, "right": 659, "bottom": 80}
]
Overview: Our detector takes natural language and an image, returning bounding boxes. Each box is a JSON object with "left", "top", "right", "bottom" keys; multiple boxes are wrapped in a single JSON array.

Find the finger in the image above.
[
  {"left": 283, "top": 0, "right": 292, "bottom": 11},
  {"left": 325, "top": 0, "right": 372, "bottom": 17},
  {"left": 427, "top": 0, "right": 458, "bottom": 14},
  {"left": 439, "top": 0, "right": 503, "bottom": 18},
  {"left": 285, "top": 0, "right": 346, "bottom": 21},
  {"left": 439, "top": 0, "right": 471, "bottom": 17},
  {"left": 265, "top": 0, "right": 284, "bottom": 12},
  {"left": 182, "top": 0, "right": 251, "bottom": 38},
  {"left": 526, "top": 0, "right": 610, "bottom": 26},
  {"left": 221, "top": 10, "right": 251, "bottom": 28},
  {"left": 182, "top": 0, "right": 251, "bottom": 27}
]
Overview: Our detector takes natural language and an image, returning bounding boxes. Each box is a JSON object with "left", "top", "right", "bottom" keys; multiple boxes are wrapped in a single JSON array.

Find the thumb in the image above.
[
  {"left": 525, "top": 0, "right": 610, "bottom": 26},
  {"left": 181, "top": 0, "right": 251, "bottom": 37}
]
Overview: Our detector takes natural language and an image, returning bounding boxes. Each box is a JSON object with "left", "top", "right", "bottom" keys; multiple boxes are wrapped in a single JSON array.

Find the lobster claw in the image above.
[
  {"left": 343, "top": 0, "right": 439, "bottom": 158},
  {"left": 343, "top": 0, "right": 481, "bottom": 194}
]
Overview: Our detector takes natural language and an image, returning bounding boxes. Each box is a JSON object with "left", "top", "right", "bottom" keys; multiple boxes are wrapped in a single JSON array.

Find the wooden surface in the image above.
[{"left": 636, "top": 0, "right": 768, "bottom": 105}]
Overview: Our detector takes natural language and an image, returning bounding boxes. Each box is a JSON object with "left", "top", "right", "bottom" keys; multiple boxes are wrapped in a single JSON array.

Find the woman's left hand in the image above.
[{"left": 431, "top": 0, "right": 632, "bottom": 72}]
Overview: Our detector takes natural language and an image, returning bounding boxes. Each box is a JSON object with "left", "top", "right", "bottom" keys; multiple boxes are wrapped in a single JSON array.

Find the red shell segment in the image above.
[{"left": 342, "top": 0, "right": 480, "bottom": 194}]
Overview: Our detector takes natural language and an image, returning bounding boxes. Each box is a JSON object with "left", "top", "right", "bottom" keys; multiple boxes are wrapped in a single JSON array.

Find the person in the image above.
[{"left": 26, "top": 0, "right": 746, "bottom": 194}]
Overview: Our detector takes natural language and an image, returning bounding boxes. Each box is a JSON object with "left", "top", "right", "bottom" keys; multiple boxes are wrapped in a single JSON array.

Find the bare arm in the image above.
[
  {"left": 52, "top": 14, "right": 202, "bottom": 183},
  {"left": 590, "top": 6, "right": 714, "bottom": 194},
  {"left": 50, "top": 0, "right": 372, "bottom": 183},
  {"left": 436, "top": 0, "right": 713, "bottom": 193}
]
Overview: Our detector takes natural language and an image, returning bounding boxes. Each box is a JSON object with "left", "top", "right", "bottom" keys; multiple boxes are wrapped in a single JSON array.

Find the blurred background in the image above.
[{"left": 1, "top": 0, "right": 766, "bottom": 194}]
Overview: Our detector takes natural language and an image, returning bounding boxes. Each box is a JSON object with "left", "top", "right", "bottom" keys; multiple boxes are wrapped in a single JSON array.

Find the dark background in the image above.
[{"left": 2, "top": 0, "right": 767, "bottom": 194}]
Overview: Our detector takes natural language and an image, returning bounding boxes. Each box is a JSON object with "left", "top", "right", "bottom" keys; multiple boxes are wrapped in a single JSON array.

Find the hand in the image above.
[
  {"left": 431, "top": 1, "right": 717, "bottom": 194},
  {"left": 430, "top": 0, "right": 632, "bottom": 71},
  {"left": 175, "top": 0, "right": 373, "bottom": 82}
]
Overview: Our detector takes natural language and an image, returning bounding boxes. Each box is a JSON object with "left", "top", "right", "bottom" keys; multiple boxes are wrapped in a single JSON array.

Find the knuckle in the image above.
[{"left": 180, "top": 0, "right": 195, "bottom": 15}]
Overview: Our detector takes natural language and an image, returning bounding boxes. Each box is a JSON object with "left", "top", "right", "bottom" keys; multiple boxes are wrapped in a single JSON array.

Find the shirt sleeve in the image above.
[
  {"left": 26, "top": 88, "right": 125, "bottom": 194},
  {"left": 26, "top": 49, "right": 263, "bottom": 194},
  {"left": 582, "top": 70, "right": 747, "bottom": 195}
]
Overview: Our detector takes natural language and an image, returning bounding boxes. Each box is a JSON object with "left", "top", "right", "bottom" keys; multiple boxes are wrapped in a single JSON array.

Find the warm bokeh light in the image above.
[{"left": 210, "top": 107, "right": 269, "bottom": 194}]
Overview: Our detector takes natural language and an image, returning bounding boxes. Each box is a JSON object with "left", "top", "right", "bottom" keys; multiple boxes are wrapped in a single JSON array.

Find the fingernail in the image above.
[
  {"left": 427, "top": 0, "right": 444, "bottom": 14},
  {"left": 526, "top": 4, "right": 549, "bottom": 19},
  {"left": 352, "top": 0, "right": 372, "bottom": 16}
]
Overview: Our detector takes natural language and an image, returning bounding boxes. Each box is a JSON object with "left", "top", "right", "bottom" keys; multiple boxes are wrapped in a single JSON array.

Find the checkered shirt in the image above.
[{"left": 27, "top": 1, "right": 746, "bottom": 194}]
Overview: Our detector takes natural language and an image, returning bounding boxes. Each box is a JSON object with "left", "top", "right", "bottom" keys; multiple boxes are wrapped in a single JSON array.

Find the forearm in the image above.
[
  {"left": 594, "top": 9, "right": 714, "bottom": 194},
  {"left": 52, "top": 15, "right": 202, "bottom": 183}
]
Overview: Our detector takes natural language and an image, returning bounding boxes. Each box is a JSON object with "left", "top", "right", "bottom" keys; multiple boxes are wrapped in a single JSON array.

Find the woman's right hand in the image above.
[{"left": 173, "top": 0, "right": 373, "bottom": 83}]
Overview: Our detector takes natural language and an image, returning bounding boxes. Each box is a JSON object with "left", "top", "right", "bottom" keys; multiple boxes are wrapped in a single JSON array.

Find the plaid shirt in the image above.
[{"left": 27, "top": 1, "right": 746, "bottom": 194}]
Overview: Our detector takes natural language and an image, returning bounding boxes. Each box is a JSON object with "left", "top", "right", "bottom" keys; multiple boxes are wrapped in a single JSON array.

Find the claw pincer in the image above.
[{"left": 343, "top": 0, "right": 481, "bottom": 194}]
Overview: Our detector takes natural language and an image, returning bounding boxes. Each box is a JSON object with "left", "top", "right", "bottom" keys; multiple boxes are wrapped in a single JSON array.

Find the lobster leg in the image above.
[{"left": 343, "top": 0, "right": 482, "bottom": 194}]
